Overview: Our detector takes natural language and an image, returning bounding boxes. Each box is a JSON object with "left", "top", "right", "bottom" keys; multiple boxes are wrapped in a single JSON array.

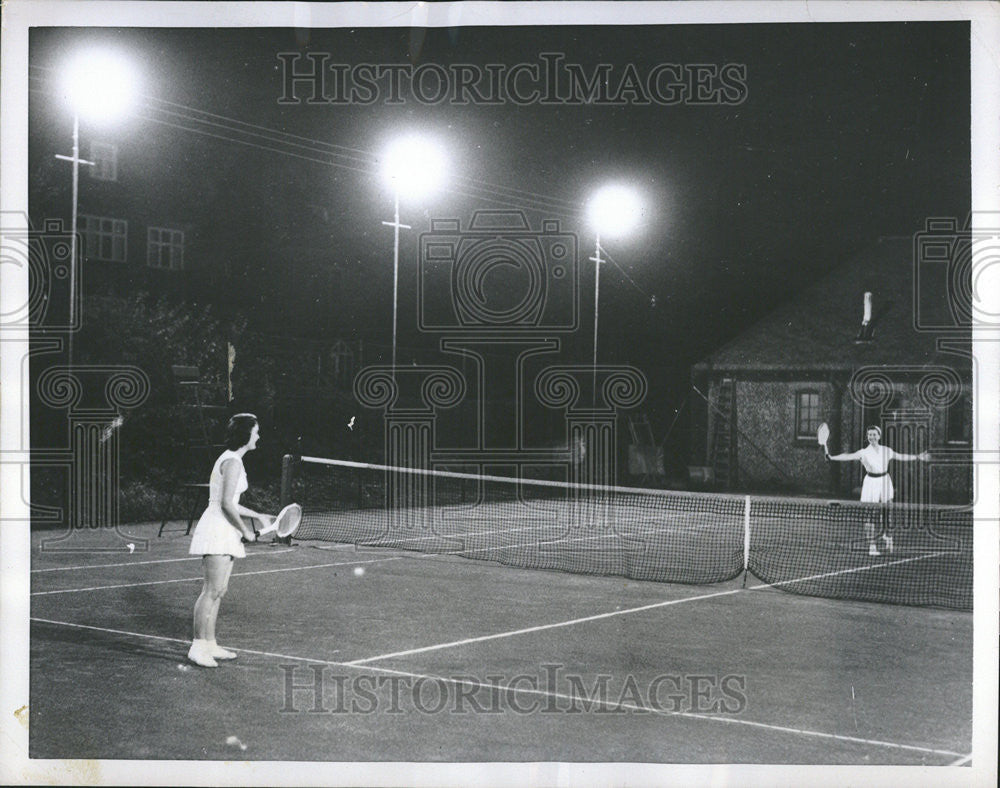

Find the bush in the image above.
[{"left": 32, "top": 291, "right": 365, "bottom": 523}]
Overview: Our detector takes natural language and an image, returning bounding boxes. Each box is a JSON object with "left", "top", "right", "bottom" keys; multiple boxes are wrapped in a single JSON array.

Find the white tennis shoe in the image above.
[
  {"left": 187, "top": 640, "right": 219, "bottom": 668},
  {"left": 209, "top": 642, "right": 238, "bottom": 660}
]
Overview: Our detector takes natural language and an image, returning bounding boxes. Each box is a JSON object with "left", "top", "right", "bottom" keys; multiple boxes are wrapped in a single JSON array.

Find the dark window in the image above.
[
  {"left": 147, "top": 227, "right": 185, "bottom": 270},
  {"left": 79, "top": 215, "right": 127, "bottom": 262},
  {"left": 796, "top": 390, "right": 822, "bottom": 439},
  {"left": 89, "top": 142, "right": 118, "bottom": 181}
]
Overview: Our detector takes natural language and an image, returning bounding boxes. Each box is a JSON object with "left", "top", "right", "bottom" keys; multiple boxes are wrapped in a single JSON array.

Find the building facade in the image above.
[{"left": 690, "top": 236, "right": 972, "bottom": 504}]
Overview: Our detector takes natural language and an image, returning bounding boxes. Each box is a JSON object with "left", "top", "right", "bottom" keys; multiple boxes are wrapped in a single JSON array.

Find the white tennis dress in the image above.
[
  {"left": 858, "top": 445, "right": 896, "bottom": 503},
  {"left": 189, "top": 449, "right": 248, "bottom": 558}
]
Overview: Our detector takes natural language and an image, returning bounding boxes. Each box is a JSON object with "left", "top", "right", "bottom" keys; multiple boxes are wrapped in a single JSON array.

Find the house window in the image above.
[
  {"left": 329, "top": 339, "right": 354, "bottom": 389},
  {"left": 147, "top": 227, "right": 185, "bottom": 270},
  {"left": 89, "top": 142, "right": 118, "bottom": 181},
  {"left": 795, "top": 390, "right": 822, "bottom": 439},
  {"left": 79, "top": 215, "right": 127, "bottom": 262},
  {"left": 946, "top": 394, "right": 972, "bottom": 445}
]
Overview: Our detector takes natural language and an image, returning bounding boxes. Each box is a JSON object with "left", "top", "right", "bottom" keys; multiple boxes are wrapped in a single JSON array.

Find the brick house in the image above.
[{"left": 690, "top": 236, "right": 972, "bottom": 504}]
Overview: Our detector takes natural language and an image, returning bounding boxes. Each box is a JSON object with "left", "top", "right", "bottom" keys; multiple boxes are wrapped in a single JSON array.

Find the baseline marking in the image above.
[
  {"left": 29, "top": 616, "right": 964, "bottom": 760},
  {"left": 30, "top": 556, "right": 403, "bottom": 596},
  {"left": 31, "top": 549, "right": 295, "bottom": 573},
  {"left": 29, "top": 617, "right": 339, "bottom": 658}
]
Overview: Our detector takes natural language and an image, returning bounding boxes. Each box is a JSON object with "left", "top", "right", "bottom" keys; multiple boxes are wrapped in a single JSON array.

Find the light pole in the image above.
[
  {"left": 586, "top": 184, "right": 643, "bottom": 401},
  {"left": 380, "top": 135, "right": 447, "bottom": 375},
  {"left": 54, "top": 112, "right": 89, "bottom": 348},
  {"left": 57, "top": 50, "right": 136, "bottom": 364}
]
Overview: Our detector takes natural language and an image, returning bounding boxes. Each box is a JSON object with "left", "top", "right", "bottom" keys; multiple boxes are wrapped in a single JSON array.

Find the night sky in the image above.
[{"left": 29, "top": 22, "right": 970, "bottom": 402}]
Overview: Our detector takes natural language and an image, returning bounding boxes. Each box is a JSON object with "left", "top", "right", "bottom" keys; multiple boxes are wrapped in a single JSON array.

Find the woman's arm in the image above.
[
  {"left": 220, "top": 459, "right": 256, "bottom": 541},
  {"left": 237, "top": 503, "right": 266, "bottom": 520},
  {"left": 826, "top": 449, "right": 862, "bottom": 462},
  {"left": 237, "top": 503, "right": 274, "bottom": 531},
  {"left": 891, "top": 448, "right": 931, "bottom": 462}
]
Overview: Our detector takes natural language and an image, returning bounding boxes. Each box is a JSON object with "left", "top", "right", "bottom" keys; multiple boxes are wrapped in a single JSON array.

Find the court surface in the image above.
[{"left": 29, "top": 521, "right": 972, "bottom": 766}]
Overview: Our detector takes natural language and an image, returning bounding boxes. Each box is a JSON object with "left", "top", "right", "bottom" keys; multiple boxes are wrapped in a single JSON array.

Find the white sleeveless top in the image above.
[
  {"left": 858, "top": 445, "right": 896, "bottom": 475},
  {"left": 208, "top": 449, "right": 248, "bottom": 506}
]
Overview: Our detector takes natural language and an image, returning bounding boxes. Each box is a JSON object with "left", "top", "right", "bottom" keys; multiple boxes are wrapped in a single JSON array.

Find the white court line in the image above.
[
  {"left": 29, "top": 617, "right": 340, "bottom": 659},
  {"left": 345, "top": 588, "right": 744, "bottom": 665},
  {"left": 31, "top": 549, "right": 295, "bottom": 573},
  {"left": 28, "top": 616, "right": 964, "bottom": 760},
  {"left": 948, "top": 753, "right": 973, "bottom": 766},
  {"left": 348, "top": 551, "right": 951, "bottom": 665},
  {"left": 30, "top": 556, "right": 403, "bottom": 596},
  {"left": 746, "top": 551, "right": 950, "bottom": 591}
]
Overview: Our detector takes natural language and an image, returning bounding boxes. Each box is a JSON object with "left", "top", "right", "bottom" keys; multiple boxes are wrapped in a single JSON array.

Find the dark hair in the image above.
[
  {"left": 866, "top": 425, "right": 882, "bottom": 437},
  {"left": 224, "top": 413, "right": 258, "bottom": 450}
]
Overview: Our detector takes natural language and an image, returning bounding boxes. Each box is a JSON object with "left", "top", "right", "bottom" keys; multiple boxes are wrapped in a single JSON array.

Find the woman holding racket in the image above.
[
  {"left": 187, "top": 413, "right": 273, "bottom": 668},
  {"left": 825, "top": 425, "right": 930, "bottom": 556}
]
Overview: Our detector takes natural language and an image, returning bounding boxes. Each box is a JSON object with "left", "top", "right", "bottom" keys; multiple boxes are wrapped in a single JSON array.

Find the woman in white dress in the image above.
[
  {"left": 826, "top": 425, "right": 930, "bottom": 556},
  {"left": 187, "top": 413, "right": 274, "bottom": 667}
]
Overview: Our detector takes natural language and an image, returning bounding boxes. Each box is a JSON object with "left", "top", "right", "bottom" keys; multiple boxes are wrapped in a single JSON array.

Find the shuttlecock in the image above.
[{"left": 353, "top": 566, "right": 365, "bottom": 577}]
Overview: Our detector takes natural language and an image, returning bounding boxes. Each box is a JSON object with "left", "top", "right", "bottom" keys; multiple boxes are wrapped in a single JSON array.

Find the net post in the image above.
[
  {"left": 280, "top": 454, "right": 295, "bottom": 508},
  {"left": 278, "top": 445, "right": 298, "bottom": 545},
  {"left": 742, "top": 495, "right": 751, "bottom": 587}
]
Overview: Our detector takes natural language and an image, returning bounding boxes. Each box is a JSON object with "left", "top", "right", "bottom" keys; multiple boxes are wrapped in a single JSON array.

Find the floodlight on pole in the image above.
[
  {"left": 380, "top": 135, "right": 447, "bottom": 374},
  {"left": 586, "top": 184, "right": 643, "bottom": 402},
  {"left": 59, "top": 50, "right": 137, "bottom": 121},
  {"left": 56, "top": 50, "right": 137, "bottom": 364}
]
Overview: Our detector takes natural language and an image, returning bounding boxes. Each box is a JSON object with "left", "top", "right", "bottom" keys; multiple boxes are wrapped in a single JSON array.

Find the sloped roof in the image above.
[{"left": 694, "top": 236, "right": 971, "bottom": 373}]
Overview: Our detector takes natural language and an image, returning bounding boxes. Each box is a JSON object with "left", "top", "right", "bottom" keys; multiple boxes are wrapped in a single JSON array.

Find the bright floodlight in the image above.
[
  {"left": 60, "top": 50, "right": 137, "bottom": 121},
  {"left": 587, "top": 184, "right": 643, "bottom": 238},
  {"left": 381, "top": 135, "right": 447, "bottom": 200}
]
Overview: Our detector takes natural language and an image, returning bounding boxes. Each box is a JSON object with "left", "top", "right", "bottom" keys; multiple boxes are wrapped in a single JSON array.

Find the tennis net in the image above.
[{"left": 286, "top": 456, "right": 973, "bottom": 610}]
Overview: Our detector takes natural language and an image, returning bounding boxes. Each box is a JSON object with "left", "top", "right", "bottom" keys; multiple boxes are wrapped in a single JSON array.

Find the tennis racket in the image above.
[
  {"left": 817, "top": 423, "right": 830, "bottom": 452},
  {"left": 256, "top": 503, "right": 302, "bottom": 539}
]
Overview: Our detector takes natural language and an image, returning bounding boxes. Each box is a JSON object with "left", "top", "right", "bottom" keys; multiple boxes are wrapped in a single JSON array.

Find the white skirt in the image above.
[
  {"left": 189, "top": 505, "right": 246, "bottom": 558},
  {"left": 860, "top": 474, "right": 894, "bottom": 504}
]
